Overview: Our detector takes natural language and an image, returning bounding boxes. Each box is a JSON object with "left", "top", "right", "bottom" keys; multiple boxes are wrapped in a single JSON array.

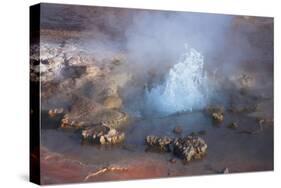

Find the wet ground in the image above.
[{"left": 40, "top": 103, "right": 273, "bottom": 184}]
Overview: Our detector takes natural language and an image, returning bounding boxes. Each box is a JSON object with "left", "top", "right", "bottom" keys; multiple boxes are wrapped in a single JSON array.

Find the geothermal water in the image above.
[{"left": 145, "top": 45, "right": 209, "bottom": 115}]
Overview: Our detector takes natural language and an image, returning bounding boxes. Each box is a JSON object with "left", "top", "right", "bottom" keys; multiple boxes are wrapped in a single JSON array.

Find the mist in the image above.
[
  {"left": 120, "top": 11, "right": 234, "bottom": 116},
  {"left": 40, "top": 4, "right": 273, "bottom": 117}
]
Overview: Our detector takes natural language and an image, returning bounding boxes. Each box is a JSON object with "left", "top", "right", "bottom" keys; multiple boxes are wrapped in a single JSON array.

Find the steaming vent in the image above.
[{"left": 145, "top": 44, "right": 209, "bottom": 115}]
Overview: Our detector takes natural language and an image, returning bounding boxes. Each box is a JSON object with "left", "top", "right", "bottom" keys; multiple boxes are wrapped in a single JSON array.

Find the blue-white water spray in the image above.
[{"left": 145, "top": 44, "right": 209, "bottom": 115}]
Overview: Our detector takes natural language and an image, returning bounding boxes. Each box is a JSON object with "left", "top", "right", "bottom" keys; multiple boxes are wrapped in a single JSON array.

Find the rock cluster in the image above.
[
  {"left": 206, "top": 105, "right": 224, "bottom": 123},
  {"left": 82, "top": 125, "right": 125, "bottom": 145},
  {"left": 173, "top": 136, "right": 208, "bottom": 162},
  {"left": 145, "top": 135, "right": 207, "bottom": 162}
]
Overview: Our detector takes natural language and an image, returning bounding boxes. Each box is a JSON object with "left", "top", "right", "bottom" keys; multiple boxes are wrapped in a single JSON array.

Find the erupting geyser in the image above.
[{"left": 146, "top": 44, "right": 209, "bottom": 115}]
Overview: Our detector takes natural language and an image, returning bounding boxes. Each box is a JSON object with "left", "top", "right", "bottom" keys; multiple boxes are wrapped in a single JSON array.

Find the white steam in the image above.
[{"left": 145, "top": 44, "right": 209, "bottom": 115}]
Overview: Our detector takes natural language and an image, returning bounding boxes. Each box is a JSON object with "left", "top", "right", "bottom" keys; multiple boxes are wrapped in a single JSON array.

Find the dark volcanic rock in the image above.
[
  {"left": 173, "top": 136, "right": 207, "bottom": 162},
  {"left": 145, "top": 135, "right": 208, "bottom": 163}
]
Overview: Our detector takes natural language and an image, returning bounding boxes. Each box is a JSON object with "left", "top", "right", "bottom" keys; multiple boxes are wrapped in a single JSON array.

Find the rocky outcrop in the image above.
[
  {"left": 206, "top": 105, "right": 224, "bottom": 123},
  {"left": 173, "top": 136, "right": 207, "bottom": 162},
  {"left": 60, "top": 97, "right": 128, "bottom": 129},
  {"left": 145, "top": 135, "right": 208, "bottom": 162},
  {"left": 32, "top": 42, "right": 131, "bottom": 108},
  {"left": 82, "top": 125, "right": 125, "bottom": 145}
]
